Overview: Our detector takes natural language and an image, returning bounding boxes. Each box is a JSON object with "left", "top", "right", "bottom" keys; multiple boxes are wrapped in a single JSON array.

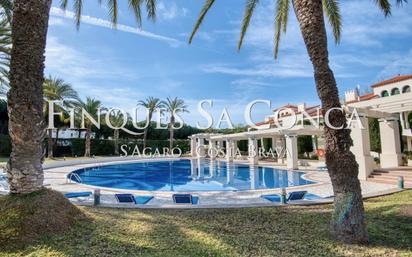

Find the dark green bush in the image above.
[
  {"left": 54, "top": 138, "right": 190, "bottom": 157},
  {"left": 0, "top": 134, "right": 11, "bottom": 156}
]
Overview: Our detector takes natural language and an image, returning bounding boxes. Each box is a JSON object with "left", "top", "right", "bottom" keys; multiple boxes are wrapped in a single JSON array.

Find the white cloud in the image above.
[
  {"left": 375, "top": 49, "right": 412, "bottom": 80},
  {"left": 50, "top": 7, "right": 182, "bottom": 47},
  {"left": 202, "top": 64, "right": 313, "bottom": 78},
  {"left": 45, "top": 37, "right": 139, "bottom": 82},
  {"left": 157, "top": 1, "right": 188, "bottom": 20}
]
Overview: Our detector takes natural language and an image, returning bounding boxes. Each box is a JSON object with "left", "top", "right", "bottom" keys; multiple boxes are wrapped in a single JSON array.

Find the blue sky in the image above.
[{"left": 45, "top": 0, "right": 412, "bottom": 127}]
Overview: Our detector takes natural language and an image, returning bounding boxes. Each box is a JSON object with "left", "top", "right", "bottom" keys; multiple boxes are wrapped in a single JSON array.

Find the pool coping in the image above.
[{"left": 32, "top": 156, "right": 402, "bottom": 209}]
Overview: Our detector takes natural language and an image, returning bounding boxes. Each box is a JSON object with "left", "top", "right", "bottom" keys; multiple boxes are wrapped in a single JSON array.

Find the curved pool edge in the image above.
[
  {"left": 42, "top": 157, "right": 400, "bottom": 208},
  {"left": 64, "top": 158, "right": 321, "bottom": 194}
]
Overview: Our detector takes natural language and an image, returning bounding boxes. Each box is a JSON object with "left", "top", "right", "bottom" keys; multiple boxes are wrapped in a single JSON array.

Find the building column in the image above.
[
  {"left": 271, "top": 137, "right": 277, "bottom": 151},
  {"left": 209, "top": 140, "right": 216, "bottom": 160},
  {"left": 349, "top": 114, "right": 374, "bottom": 180},
  {"left": 285, "top": 134, "right": 298, "bottom": 170},
  {"left": 379, "top": 117, "right": 402, "bottom": 168},
  {"left": 260, "top": 138, "right": 265, "bottom": 151},
  {"left": 272, "top": 136, "right": 285, "bottom": 164},
  {"left": 232, "top": 140, "right": 238, "bottom": 159},
  {"left": 190, "top": 137, "right": 197, "bottom": 157},
  {"left": 226, "top": 139, "right": 233, "bottom": 163},
  {"left": 248, "top": 137, "right": 259, "bottom": 165},
  {"left": 407, "top": 137, "right": 412, "bottom": 151},
  {"left": 197, "top": 138, "right": 205, "bottom": 158},
  {"left": 311, "top": 135, "right": 317, "bottom": 154}
]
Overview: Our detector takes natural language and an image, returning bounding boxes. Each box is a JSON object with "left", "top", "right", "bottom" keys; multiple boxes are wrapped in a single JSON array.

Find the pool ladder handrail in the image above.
[{"left": 67, "top": 173, "right": 82, "bottom": 184}]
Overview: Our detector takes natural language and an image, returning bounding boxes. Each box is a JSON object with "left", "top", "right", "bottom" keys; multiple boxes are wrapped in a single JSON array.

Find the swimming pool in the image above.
[{"left": 68, "top": 159, "right": 315, "bottom": 192}]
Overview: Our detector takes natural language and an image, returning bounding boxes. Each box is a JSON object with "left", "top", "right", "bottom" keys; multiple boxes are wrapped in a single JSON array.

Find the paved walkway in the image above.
[{"left": 33, "top": 157, "right": 400, "bottom": 209}]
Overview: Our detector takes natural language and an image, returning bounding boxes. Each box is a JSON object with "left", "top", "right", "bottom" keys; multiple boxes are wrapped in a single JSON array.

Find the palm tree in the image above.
[
  {"left": 163, "top": 97, "right": 188, "bottom": 149},
  {"left": 7, "top": 0, "right": 156, "bottom": 194},
  {"left": 105, "top": 109, "right": 126, "bottom": 155},
  {"left": 0, "top": 4, "right": 11, "bottom": 96},
  {"left": 43, "top": 76, "right": 79, "bottom": 158},
  {"left": 76, "top": 97, "right": 102, "bottom": 157},
  {"left": 137, "top": 97, "right": 164, "bottom": 148},
  {"left": 188, "top": 0, "right": 405, "bottom": 244}
]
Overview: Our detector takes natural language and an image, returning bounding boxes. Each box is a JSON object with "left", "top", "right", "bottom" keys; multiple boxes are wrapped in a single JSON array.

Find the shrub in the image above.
[{"left": 0, "top": 134, "right": 11, "bottom": 156}]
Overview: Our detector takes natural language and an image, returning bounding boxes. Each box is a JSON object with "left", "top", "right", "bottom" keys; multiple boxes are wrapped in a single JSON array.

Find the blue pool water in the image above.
[{"left": 68, "top": 159, "right": 315, "bottom": 192}]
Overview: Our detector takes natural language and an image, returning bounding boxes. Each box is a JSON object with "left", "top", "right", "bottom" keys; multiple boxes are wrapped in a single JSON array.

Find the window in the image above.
[
  {"left": 402, "top": 85, "right": 411, "bottom": 93},
  {"left": 381, "top": 90, "right": 389, "bottom": 97},
  {"left": 391, "top": 88, "right": 400, "bottom": 95}
]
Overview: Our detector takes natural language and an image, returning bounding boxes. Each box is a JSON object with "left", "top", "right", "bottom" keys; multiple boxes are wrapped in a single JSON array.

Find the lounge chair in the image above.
[
  {"left": 172, "top": 194, "right": 199, "bottom": 205},
  {"left": 115, "top": 193, "right": 153, "bottom": 205},
  {"left": 287, "top": 191, "right": 307, "bottom": 201},
  {"left": 303, "top": 193, "right": 334, "bottom": 200},
  {"left": 64, "top": 191, "right": 93, "bottom": 199},
  {"left": 261, "top": 190, "right": 308, "bottom": 203}
]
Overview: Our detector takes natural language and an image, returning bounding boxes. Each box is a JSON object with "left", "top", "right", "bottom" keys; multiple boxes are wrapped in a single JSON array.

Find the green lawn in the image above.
[{"left": 1, "top": 191, "right": 411, "bottom": 257}]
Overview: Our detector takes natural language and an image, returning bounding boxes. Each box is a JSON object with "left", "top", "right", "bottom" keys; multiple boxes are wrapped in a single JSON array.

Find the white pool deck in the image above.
[{"left": 1, "top": 157, "right": 401, "bottom": 208}]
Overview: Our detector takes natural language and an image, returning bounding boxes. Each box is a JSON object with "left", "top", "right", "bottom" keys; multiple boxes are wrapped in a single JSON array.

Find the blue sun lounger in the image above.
[
  {"left": 261, "top": 191, "right": 308, "bottom": 203},
  {"left": 115, "top": 194, "right": 154, "bottom": 205},
  {"left": 64, "top": 191, "right": 93, "bottom": 198},
  {"left": 172, "top": 194, "right": 199, "bottom": 205},
  {"left": 262, "top": 191, "right": 333, "bottom": 203}
]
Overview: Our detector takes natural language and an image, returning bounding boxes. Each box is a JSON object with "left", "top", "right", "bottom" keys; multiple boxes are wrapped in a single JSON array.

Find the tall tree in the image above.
[
  {"left": 163, "top": 97, "right": 188, "bottom": 149},
  {"left": 105, "top": 109, "right": 126, "bottom": 155},
  {"left": 7, "top": 0, "right": 52, "bottom": 194},
  {"left": 189, "top": 0, "right": 405, "bottom": 244},
  {"left": 137, "top": 97, "right": 164, "bottom": 148},
  {"left": 43, "top": 76, "right": 79, "bottom": 158},
  {"left": 7, "top": 0, "right": 156, "bottom": 194},
  {"left": 76, "top": 97, "right": 102, "bottom": 157}
]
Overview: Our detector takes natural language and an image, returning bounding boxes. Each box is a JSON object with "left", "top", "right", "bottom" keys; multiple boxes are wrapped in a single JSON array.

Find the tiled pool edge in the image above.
[{"left": 38, "top": 157, "right": 401, "bottom": 209}]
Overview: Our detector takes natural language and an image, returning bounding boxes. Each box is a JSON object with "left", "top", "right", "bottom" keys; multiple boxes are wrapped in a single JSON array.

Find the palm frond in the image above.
[
  {"left": 108, "top": 0, "right": 118, "bottom": 27},
  {"left": 323, "top": 0, "right": 341, "bottom": 44},
  {"left": 74, "top": 0, "right": 83, "bottom": 30},
  {"left": 60, "top": 0, "right": 69, "bottom": 9},
  {"left": 145, "top": 0, "right": 156, "bottom": 21},
  {"left": 189, "top": 0, "right": 216, "bottom": 44},
  {"left": 0, "top": 0, "right": 13, "bottom": 22},
  {"left": 129, "top": 0, "right": 143, "bottom": 27},
  {"left": 274, "top": 0, "right": 289, "bottom": 59},
  {"left": 238, "top": 0, "right": 259, "bottom": 51}
]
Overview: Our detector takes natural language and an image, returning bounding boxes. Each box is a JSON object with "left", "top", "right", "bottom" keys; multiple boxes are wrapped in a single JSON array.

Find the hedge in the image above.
[
  {"left": 53, "top": 138, "right": 190, "bottom": 157},
  {"left": 0, "top": 134, "right": 11, "bottom": 156}
]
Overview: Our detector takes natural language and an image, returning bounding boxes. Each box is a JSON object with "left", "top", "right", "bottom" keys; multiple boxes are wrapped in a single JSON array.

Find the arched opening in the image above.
[
  {"left": 402, "top": 85, "right": 411, "bottom": 93},
  {"left": 391, "top": 88, "right": 400, "bottom": 95},
  {"left": 381, "top": 90, "right": 389, "bottom": 97}
]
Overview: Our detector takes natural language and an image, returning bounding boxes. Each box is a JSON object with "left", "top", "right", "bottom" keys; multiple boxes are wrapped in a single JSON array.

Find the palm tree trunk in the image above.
[
  {"left": 114, "top": 129, "right": 119, "bottom": 155},
  {"left": 293, "top": 0, "right": 368, "bottom": 244},
  {"left": 47, "top": 129, "right": 53, "bottom": 158},
  {"left": 84, "top": 125, "right": 91, "bottom": 157},
  {"left": 143, "top": 112, "right": 152, "bottom": 148},
  {"left": 6, "top": 0, "right": 52, "bottom": 194},
  {"left": 169, "top": 116, "right": 175, "bottom": 149}
]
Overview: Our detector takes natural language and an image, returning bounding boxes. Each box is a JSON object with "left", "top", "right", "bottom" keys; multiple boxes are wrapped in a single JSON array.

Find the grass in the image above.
[{"left": 0, "top": 190, "right": 411, "bottom": 257}]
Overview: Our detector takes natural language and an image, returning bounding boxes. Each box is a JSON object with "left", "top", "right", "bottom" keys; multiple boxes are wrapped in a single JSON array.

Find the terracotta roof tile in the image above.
[{"left": 371, "top": 74, "right": 412, "bottom": 88}]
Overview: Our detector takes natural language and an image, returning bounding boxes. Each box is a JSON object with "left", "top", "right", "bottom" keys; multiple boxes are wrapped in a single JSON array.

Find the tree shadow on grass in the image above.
[
  {"left": 365, "top": 204, "right": 412, "bottom": 251},
  {"left": 2, "top": 200, "right": 412, "bottom": 257}
]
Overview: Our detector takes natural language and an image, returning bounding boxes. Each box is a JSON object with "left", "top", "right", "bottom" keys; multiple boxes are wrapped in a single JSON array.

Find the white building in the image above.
[
  {"left": 345, "top": 74, "right": 412, "bottom": 152},
  {"left": 189, "top": 74, "right": 412, "bottom": 184},
  {"left": 49, "top": 128, "right": 96, "bottom": 140}
]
